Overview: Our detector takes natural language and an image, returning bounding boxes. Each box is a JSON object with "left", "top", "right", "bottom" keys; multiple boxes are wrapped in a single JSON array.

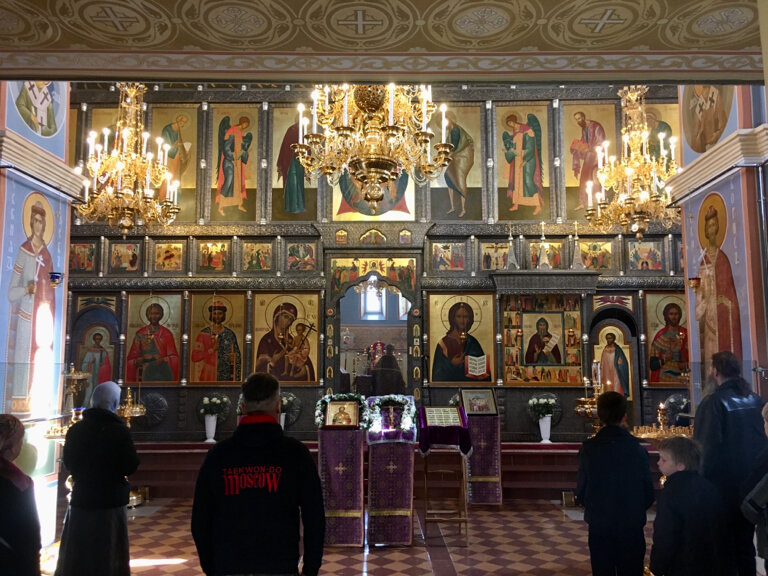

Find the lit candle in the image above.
[
  {"left": 669, "top": 137, "right": 677, "bottom": 161},
  {"left": 301, "top": 117, "right": 309, "bottom": 143},
  {"left": 297, "top": 103, "right": 305, "bottom": 143},
  {"left": 83, "top": 179, "right": 90, "bottom": 203},
  {"left": 609, "top": 155, "right": 615, "bottom": 168},
  {"left": 602, "top": 140, "right": 609, "bottom": 161},
  {"left": 145, "top": 170, "right": 150, "bottom": 192},
  {"left": 342, "top": 84, "right": 349, "bottom": 126},
  {"left": 642, "top": 130, "right": 648, "bottom": 157},
  {"left": 587, "top": 180, "right": 593, "bottom": 208},
  {"left": 659, "top": 132, "right": 666, "bottom": 157},
  {"left": 440, "top": 104, "right": 447, "bottom": 143},
  {"left": 540, "top": 221, "right": 545, "bottom": 238},
  {"left": 421, "top": 92, "right": 428, "bottom": 132},
  {"left": 173, "top": 181, "right": 180, "bottom": 205},
  {"left": 596, "top": 146, "right": 603, "bottom": 168},
  {"left": 574, "top": 221, "right": 579, "bottom": 237},
  {"left": 163, "top": 143, "right": 170, "bottom": 166},
  {"left": 142, "top": 131, "right": 149, "bottom": 156},
  {"left": 623, "top": 134, "right": 629, "bottom": 158},
  {"left": 88, "top": 131, "right": 96, "bottom": 158},
  {"left": 156, "top": 137, "right": 163, "bottom": 159},
  {"left": 310, "top": 90, "right": 318, "bottom": 134},
  {"left": 102, "top": 128, "right": 110, "bottom": 151},
  {"left": 117, "top": 165, "right": 122, "bottom": 192},
  {"left": 388, "top": 83, "right": 395, "bottom": 125}
]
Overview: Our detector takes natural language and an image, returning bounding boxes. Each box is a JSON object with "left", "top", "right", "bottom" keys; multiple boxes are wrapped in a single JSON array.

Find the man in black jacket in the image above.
[
  {"left": 576, "top": 391, "right": 654, "bottom": 576},
  {"left": 694, "top": 350, "right": 767, "bottom": 576},
  {"left": 192, "top": 372, "right": 325, "bottom": 576}
]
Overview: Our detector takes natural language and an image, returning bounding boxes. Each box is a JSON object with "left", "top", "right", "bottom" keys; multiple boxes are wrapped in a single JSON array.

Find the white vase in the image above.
[
  {"left": 538, "top": 415, "right": 552, "bottom": 443},
  {"left": 204, "top": 414, "right": 217, "bottom": 443}
]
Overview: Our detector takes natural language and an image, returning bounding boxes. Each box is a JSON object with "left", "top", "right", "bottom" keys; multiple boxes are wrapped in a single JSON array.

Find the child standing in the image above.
[
  {"left": 576, "top": 391, "right": 655, "bottom": 576},
  {"left": 649, "top": 436, "right": 725, "bottom": 576}
]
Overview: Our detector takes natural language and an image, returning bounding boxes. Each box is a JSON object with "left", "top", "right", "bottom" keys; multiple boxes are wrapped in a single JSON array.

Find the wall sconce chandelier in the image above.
[
  {"left": 292, "top": 84, "right": 453, "bottom": 212},
  {"left": 75, "top": 82, "right": 179, "bottom": 236},
  {"left": 587, "top": 85, "right": 680, "bottom": 239}
]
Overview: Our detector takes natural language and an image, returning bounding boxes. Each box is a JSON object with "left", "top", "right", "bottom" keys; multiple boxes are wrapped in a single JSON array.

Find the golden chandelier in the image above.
[
  {"left": 587, "top": 85, "right": 680, "bottom": 239},
  {"left": 75, "top": 82, "right": 179, "bottom": 236},
  {"left": 292, "top": 84, "right": 453, "bottom": 212}
]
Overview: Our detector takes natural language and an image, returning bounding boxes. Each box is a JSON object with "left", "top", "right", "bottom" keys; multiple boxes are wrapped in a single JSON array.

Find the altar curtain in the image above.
[
  {"left": 318, "top": 429, "right": 365, "bottom": 546},
  {"left": 367, "top": 442, "right": 415, "bottom": 545},
  {"left": 467, "top": 414, "right": 503, "bottom": 505}
]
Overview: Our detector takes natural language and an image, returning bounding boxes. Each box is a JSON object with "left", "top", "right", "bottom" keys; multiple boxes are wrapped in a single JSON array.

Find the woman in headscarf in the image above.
[
  {"left": 0, "top": 414, "right": 40, "bottom": 575},
  {"left": 55, "top": 381, "right": 139, "bottom": 576}
]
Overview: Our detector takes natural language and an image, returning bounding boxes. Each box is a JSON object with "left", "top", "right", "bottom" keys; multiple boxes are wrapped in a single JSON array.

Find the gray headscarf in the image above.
[{"left": 90, "top": 381, "right": 122, "bottom": 412}]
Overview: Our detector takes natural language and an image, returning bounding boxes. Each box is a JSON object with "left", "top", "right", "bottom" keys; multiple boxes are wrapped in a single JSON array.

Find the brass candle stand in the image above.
[
  {"left": 45, "top": 365, "right": 91, "bottom": 440},
  {"left": 574, "top": 382, "right": 602, "bottom": 433},
  {"left": 116, "top": 387, "right": 146, "bottom": 428},
  {"left": 631, "top": 403, "right": 693, "bottom": 446}
]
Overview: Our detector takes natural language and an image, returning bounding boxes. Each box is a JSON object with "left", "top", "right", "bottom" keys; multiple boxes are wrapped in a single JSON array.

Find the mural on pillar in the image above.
[
  {"left": 0, "top": 176, "right": 68, "bottom": 416},
  {"left": 501, "top": 295, "right": 582, "bottom": 386},
  {"left": 680, "top": 85, "right": 736, "bottom": 166},
  {"left": 685, "top": 181, "right": 749, "bottom": 380},
  {"left": 6, "top": 81, "right": 69, "bottom": 161},
  {"left": 272, "top": 107, "right": 318, "bottom": 222}
]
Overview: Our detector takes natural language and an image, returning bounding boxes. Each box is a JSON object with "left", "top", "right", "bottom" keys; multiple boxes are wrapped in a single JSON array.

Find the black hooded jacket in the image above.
[{"left": 191, "top": 415, "right": 325, "bottom": 576}]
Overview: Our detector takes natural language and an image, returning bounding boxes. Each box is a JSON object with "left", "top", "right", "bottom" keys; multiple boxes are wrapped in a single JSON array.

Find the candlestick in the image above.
[
  {"left": 440, "top": 104, "right": 447, "bottom": 143},
  {"left": 297, "top": 103, "right": 304, "bottom": 143},
  {"left": 342, "top": 84, "right": 348, "bottom": 126},
  {"left": 659, "top": 132, "right": 666, "bottom": 157},
  {"left": 311, "top": 90, "right": 318, "bottom": 133},
  {"left": 596, "top": 146, "right": 603, "bottom": 168},
  {"left": 669, "top": 137, "right": 677, "bottom": 161},
  {"left": 103, "top": 128, "right": 110, "bottom": 151},
  {"left": 388, "top": 83, "right": 395, "bottom": 125},
  {"left": 586, "top": 180, "right": 593, "bottom": 208},
  {"left": 83, "top": 179, "right": 90, "bottom": 203}
]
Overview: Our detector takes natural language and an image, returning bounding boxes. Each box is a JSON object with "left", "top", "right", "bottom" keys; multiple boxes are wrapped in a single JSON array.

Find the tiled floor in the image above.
[{"left": 75, "top": 498, "right": 657, "bottom": 576}]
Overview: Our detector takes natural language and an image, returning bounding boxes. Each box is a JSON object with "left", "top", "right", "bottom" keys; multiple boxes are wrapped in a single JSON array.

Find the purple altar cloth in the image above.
[
  {"left": 467, "top": 414, "right": 502, "bottom": 505},
  {"left": 365, "top": 396, "right": 418, "bottom": 445},
  {"left": 367, "top": 442, "right": 415, "bottom": 545},
  {"left": 417, "top": 406, "right": 472, "bottom": 456},
  {"left": 318, "top": 429, "right": 364, "bottom": 546}
]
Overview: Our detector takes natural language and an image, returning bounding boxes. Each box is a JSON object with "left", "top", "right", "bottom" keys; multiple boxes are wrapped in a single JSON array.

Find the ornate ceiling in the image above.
[{"left": 0, "top": 0, "right": 761, "bottom": 83}]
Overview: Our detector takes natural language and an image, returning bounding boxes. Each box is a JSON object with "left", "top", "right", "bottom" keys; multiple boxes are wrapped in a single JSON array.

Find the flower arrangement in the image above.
[
  {"left": 200, "top": 394, "right": 230, "bottom": 417},
  {"left": 315, "top": 393, "right": 370, "bottom": 429},
  {"left": 367, "top": 394, "right": 416, "bottom": 433},
  {"left": 528, "top": 396, "right": 556, "bottom": 421}
]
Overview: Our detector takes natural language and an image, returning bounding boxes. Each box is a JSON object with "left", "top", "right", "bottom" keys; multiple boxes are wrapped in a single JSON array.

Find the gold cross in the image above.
[
  {"left": 385, "top": 461, "right": 398, "bottom": 473},
  {"left": 476, "top": 438, "right": 487, "bottom": 450},
  {"left": 334, "top": 462, "right": 347, "bottom": 475}
]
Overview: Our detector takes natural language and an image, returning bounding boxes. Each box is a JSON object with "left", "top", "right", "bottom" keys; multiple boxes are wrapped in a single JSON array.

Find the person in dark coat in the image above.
[
  {"left": 741, "top": 403, "right": 768, "bottom": 575},
  {"left": 55, "top": 381, "right": 139, "bottom": 576},
  {"left": 192, "top": 372, "right": 325, "bottom": 576},
  {"left": 372, "top": 344, "right": 406, "bottom": 396},
  {"left": 694, "top": 350, "right": 767, "bottom": 576},
  {"left": 0, "top": 414, "right": 40, "bottom": 576},
  {"left": 576, "top": 391, "right": 654, "bottom": 576},
  {"left": 649, "top": 436, "right": 726, "bottom": 576}
]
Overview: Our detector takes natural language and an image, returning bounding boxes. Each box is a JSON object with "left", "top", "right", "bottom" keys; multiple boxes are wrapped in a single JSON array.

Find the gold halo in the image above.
[
  {"left": 697, "top": 192, "right": 727, "bottom": 249},
  {"left": 22, "top": 192, "right": 54, "bottom": 245},
  {"left": 654, "top": 296, "right": 686, "bottom": 328},
  {"left": 439, "top": 295, "right": 483, "bottom": 334},
  {"left": 263, "top": 295, "right": 306, "bottom": 331},
  {"left": 139, "top": 296, "right": 171, "bottom": 326}
]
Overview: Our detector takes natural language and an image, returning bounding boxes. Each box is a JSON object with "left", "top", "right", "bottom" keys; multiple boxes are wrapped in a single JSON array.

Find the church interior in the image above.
[{"left": 1, "top": 0, "right": 768, "bottom": 573}]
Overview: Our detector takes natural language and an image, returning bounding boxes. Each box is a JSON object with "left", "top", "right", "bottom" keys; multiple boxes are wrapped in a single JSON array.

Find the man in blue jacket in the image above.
[
  {"left": 192, "top": 372, "right": 325, "bottom": 576},
  {"left": 576, "top": 391, "right": 655, "bottom": 576}
]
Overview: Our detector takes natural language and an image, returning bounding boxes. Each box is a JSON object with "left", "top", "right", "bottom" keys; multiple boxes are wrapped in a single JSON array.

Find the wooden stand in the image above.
[{"left": 421, "top": 448, "right": 469, "bottom": 545}]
